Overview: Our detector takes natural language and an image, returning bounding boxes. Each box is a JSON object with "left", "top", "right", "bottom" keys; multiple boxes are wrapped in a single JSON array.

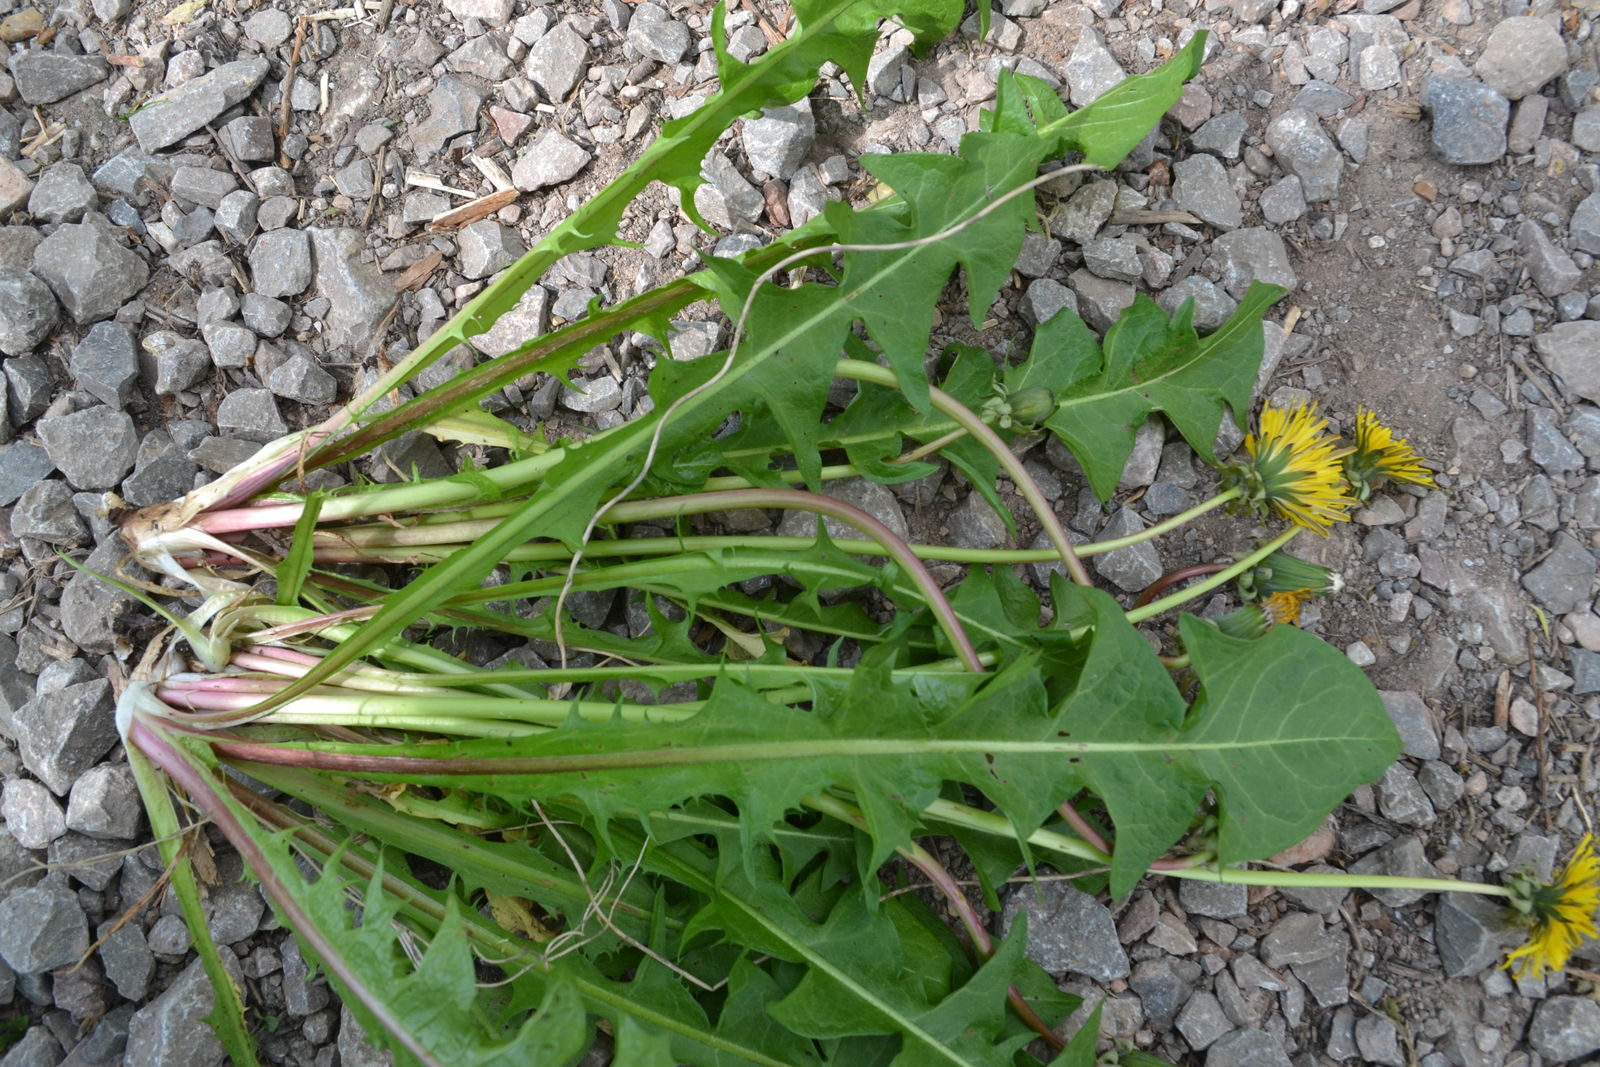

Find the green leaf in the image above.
[{"left": 1022, "top": 282, "right": 1283, "bottom": 500}]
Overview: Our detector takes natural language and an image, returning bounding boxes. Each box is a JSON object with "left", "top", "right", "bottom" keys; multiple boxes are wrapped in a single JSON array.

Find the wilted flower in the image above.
[
  {"left": 1503, "top": 833, "right": 1600, "bottom": 980},
  {"left": 1232, "top": 403, "right": 1357, "bottom": 536},
  {"left": 1344, "top": 408, "right": 1436, "bottom": 502},
  {"left": 1237, "top": 549, "right": 1343, "bottom": 601}
]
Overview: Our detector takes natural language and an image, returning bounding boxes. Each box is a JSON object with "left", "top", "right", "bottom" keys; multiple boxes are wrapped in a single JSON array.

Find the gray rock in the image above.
[
  {"left": 220, "top": 115, "right": 275, "bottom": 162},
  {"left": 217, "top": 388, "right": 287, "bottom": 442},
  {"left": 1068, "top": 269, "right": 1134, "bottom": 331},
  {"left": 265, "top": 350, "right": 338, "bottom": 406},
  {"left": 444, "top": 34, "right": 515, "bottom": 82},
  {"left": 1416, "top": 759, "right": 1465, "bottom": 811},
  {"left": 97, "top": 921, "right": 154, "bottom": 1001},
  {"left": 525, "top": 21, "right": 589, "bottom": 102},
  {"left": 1083, "top": 237, "right": 1144, "bottom": 282},
  {"left": 1354, "top": 1016, "right": 1404, "bottom": 1067},
  {"left": 1528, "top": 996, "right": 1600, "bottom": 1060},
  {"left": 999, "top": 881, "right": 1129, "bottom": 979},
  {"left": 37, "top": 406, "right": 135, "bottom": 490},
  {"left": 1521, "top": 533, "right": 1596, "bottom": 613},
  {"left": 13, "top": 678, "right": 119, "bottom": 795},
  {"left": 123, "top": 453, "right": 200, "bottom": 507},
  {"left": 1540, "top": 321, "right": 1600, "bottom": 403},
  {"left": 280, "top": 936, "right": 331, "bottom": 1015},
  {"left": 90, "top": 147, "right": 157, "bottom": 200},
  {"left": 775, "top": 477, "right": 909, "bottom": 542},
  {"left": 1014, "top": 232, "right": 1061, "bottom": 277},
  {"left": 69, "top": 322, "right": 137, "bottom": 408},
  {"left": 411, "top": 75, "right": 483, "bottom": 160},
  {"left": 1350, "top": 834, "right": 1438, "bottom": 906},
  {"left": 1261, "top": 911, "right": 1337, "bottom": 967},
  {"left": 249, "top": 229, "right": 312, "bottom": 298},
  {"left": 511, "top": 129, "right": 592, "bottom": 191},
  {"left": 11, "top": 52, "right": 108, "bottom": 105},
  {"left": 1050, "top": 180, "right": 1116, "bottom": 245},
  {"left": 0, "top": 884, "right": 88, "bottom": 974},
  {"left": 1291, "top": 79, "right": 1355, "bottom": 116},
  {"left": 5, "top": 352, "right": 51, "bottom": 424},
  {"left": 1176, "top": 990, "right": 1232, "bottom": 1051},
  {"left": 626, "top": 2, "right": 690, "bottom": 63},
  {"left": 474, "top": 284, "right": 550, "bottom": 357},
  {"left": 0, "top": 1027, "right": 61, "bottom": 1067},
  {"left": 309, "top": 229, "right": 395, "bottom": 352},
  {"left": 1191, "top": 111, "right": 1246, "bottom": 159},
  {"left": 337, "top": 1003, "right": 393, "bottom": 1067},
  {"left": 458, "top": 220, "right": 524, "bottom": 280},
  {"left": 27, "top": 163, "right": 95, "bottom": 223},
  {"left": 1509, "top": 93, "right": 1551, "bottom": 154},
  {"left": 1377, "top": 690, "right": 1439, "bottom": 760},
  {"left": 1206, "top": 1030, "right": 1291, "bottom": 1067},
  {"left": 1021, "top": 278, "right": 1077, "bottom": 326},
  {"left": 1529, "top": 407, "right": 1584, "bottom": 473},
  {"left": 170, "top": 166, "right": 239, "bottom": 209},
  {"left": 214, "top": 191, "right": 259, "bottom": 245},
  {"left": 1572, "top": 192, "right": 1600, "bottom": 256},
  {"left": 1093, "top": 506, "right": 1162, "bottom": 592},
  {"left": 1131, "top": 957, "right": 1202, "bottom": 1026},
  {"left": 12, "top": 479, "right": 84, "bottom": 544},
  {"left": 243, "top": 8, "right": 292, "bottom": 46},
  {"left": 741, "top": 99, "right": 814, "bottom": 180},
  {"left": 1374, "top": 763, "right": 1434, "bottom": 827},
  {"left": 1258, "top": 175, "right": 1307, "bottom": 225},
  {"left": 1518, "top": 220, "right": 1581, "bottom": 297},
  {"left": 125, "top": 950, "right": 244, "bottom": 1067},
  {"left": 1474, "top": 16, "right": 1567, "bottom": 100},
  {"left": 0, "top": 441, "right": 53, "bottom": 505},
  {"left": 1574, "top": 648, "right": 1600, "bottom": 694},
  {"left": 129, "top": 58, "right": 270, "bottom": 154},
  {"left": 1337, "top": 116, "right": 1369, "bottom": 162},
  {"left": 1172, "top": 153, "right": 1241, "bottom": 229},
  {"left": 695, "top": 149, "right": 764, "bottom": 229},
  {"left": 946, "top": 493, "right": 1007, "bottom": 549},
  {"left": 202, "top": 322, "right": 256, "bottom": 369},
  {"left": 1212, "top": 228, "right": 1297, "bottom": 299},
  {"left": 0, "top": 778, "right": 65, "bottom": 850},
  {"left": 64, "top": 763, "right": 140, "bottom": 840},
  {"left": 0, "top": 268, "right": 58, "bottom": 357},
  {"left": 148, "top": 337, "right": 211, "bottom": 394},
  {"left": 1421, "top": 73, "right": 1508, "bottom": 165},
  {"left": 1159, "top": 277, "right": 1237, "bottom": 333},
  {"left": 205, "top": 882, "right": 265, "bottom": 945},
  {"left": 1265, "top": 109, "right": 1341, "bottom": 202},
  {"left": 61, "top": 540, "right": 140, "bottom": 655},
  {"left": 866, "top": 40, "right": 910, "bottom": 99},
  {"left": 241, "top": 293, "right": 290, "bottom": 337},
  {"left": 1574, "top": 106, "right": 1600, "bottom": 153},
  {"left": 1063, "top": 28, "right": 1125, "bottom": 107},
  {"left": 31, "top": 224, "right": 148, "bottom": 323}
]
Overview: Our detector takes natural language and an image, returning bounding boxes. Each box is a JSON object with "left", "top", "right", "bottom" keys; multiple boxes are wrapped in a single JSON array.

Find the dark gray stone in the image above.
[
  {"left": 1261, "top": 911, "right": 1338, "bottom": 967},
  {"left": 1068, "top": 269, "right": 1134, "bottom": 332},
  {"left": 61, "top": 540, "right": 140, "bottom": 655},
  {"left": 14, "top": 678, "right": 119, "bottom": 795},
  {"left": 123, "top": 453, "right": 199, "bottom": 506},
  {"left": 280, "top": 936, "right": 330, "bottom": 1015},
  {"left": 1539, "top": 321, "right": 1600, "bottom": 404},
  {"left": 248, "top": 229, "right": 312, "bottom": 298},
  {"left": 148, "top": 337, "right": 211, "bottom": 395},
  {"left": 241, "top": 292, "right": 290, "bottom": 337},
  {"left": 999, "top": 881, "right": 1129, "bottom": 980},
  {"left": 1258, "top": 175, "right": 1307, "bottom": 225},
  {"left": 946, "top": 493, "right": 1007, "bottom": 550},
  {"left": 69, "top": 322, "right": 138, "bottom": 408},
  {"left": 1206, "top": 1029, "right": 1291, "bottom": 1067},
  {"left": 12, "top": 479, "right": 84, "bottom": 545},
  {"left": 1191, "top": 111, "right": 1246, "bottom": 158},
  {"left": 1422, "top": 73, "right": 1508, "bottom": 165},
  {"left": 1176, "top": 989, "right": 1231, "bottom": 1051},
  {"left": 1291, "top": 79, "right": 1355, "bottom": 116},
  {"left": 170, "top": 166, "right": 239, "bottom": 210},
  {"left": 220, "top": 115, "right": 275, "bottom": 162},
  {"left": 201, "top": 321, "right": 255, "bottom": 369},
  {"left": 216, "top": 388, "right": 287, "bottom": 442},
  {"left": 1178, "top": 877, "right": 1248, "bottom": 918},
  {"left": 36, "top": 406, "right": 135, "bottom": 490},
  {"left": 125, "top": 950, "right": 244, "bottom": 1067},
  {"left": 1528, "top": 995, "right": 1600, "bottom": 1060},
  {"left": 1159, "top": 276, "right": 1236, "bottom": 332},
  {"left": 0, "top": 440, "right": 52, "bottom": 504},
  {"left": 1130, "top": 958, "right": 1202, "bottom": 1025},
  {"left": 1435, "top": 893, "right": 1512, "bottom": 977},
  {"left": 0, "top": 884, "right": 88, "bottom": 974},
  {"left": 265, "top": 350, "right": 338, "bottom": 406},
  {"left": 129, "top": 58, "right": 271, "bottom": 154},
  {"left": 1529, "top": 406, "right": 1584, "bottom": 473},
  {"left": 1083, "top": 237, "right": 1144, "bottom": 282},
  {"left": 1049, "top": 179, "right": 1115, "bottom": 245},
  {"left": 11, "top": 52, "right": 108, "bottom": 105},
  {"left": 1522, "top": 533, "right": 1596, "bottom": 614},
  {"left": 4, "top": 353, "right": 51, "bottom": 425},
  {"left": 26, "top": 163, "right": 96, "bottom": 223},
  {"left": 31, "top": 224, "right": 148, "bottom": 324},
  {"left": 205, "top": 882, "right": 265, "bottom": 945},
  {"left": 1092, "top": 505, "right": 1162, "bottom": 592},
  {"left": 0, "top": 1027, "right": 61, "bottom": 1067},
  {"left": 0, "top": 268, "right": 58, "bottom": 357},
  {"left": 97, "top": 920, "right": 153, "bottom": 1001}
]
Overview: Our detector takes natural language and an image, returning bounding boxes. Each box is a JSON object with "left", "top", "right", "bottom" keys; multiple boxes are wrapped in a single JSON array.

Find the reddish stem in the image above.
[{"left": 1133, "top": 563, "right": 1229, "bottom": 609}]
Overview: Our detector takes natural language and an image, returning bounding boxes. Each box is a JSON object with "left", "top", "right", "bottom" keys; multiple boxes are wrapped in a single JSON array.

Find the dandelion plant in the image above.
[{"left": 97, "top": 11, "right": 1583, "bottom": 1066}]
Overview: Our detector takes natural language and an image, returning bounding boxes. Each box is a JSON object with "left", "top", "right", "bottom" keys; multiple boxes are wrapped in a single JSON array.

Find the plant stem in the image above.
[
  {"left": 1135, "top": 563, "right": 1229, "bottom": 609},
  {"left": 1091, "top": 487, "right": 1241, "bottom": 555},
  {"left": 833, "top": 360, "right": 1091, "bottom": 587},
  {"left": 1124, "top": 527, "right": 1299, "bottom": 624}
]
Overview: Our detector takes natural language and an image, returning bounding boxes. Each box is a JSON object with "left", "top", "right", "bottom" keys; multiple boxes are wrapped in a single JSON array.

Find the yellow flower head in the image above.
[
  {"left": 1503, "top": 833, "right": 1600, "bottom": 980},
  {"left": 1263, "top": 589, "right": 1309, "bottom": 626},
  {"left": 1237, "top": 403, "right": 1357, "bottom": 536},
  {"left": 1345, "top": 409, "right": 1436, "bottom": 502}
]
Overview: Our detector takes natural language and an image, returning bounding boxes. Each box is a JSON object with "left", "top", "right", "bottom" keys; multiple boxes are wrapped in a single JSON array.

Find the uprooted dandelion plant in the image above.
[{"left": 95, "top": 7, "right": 1578, "bottom": 1065}]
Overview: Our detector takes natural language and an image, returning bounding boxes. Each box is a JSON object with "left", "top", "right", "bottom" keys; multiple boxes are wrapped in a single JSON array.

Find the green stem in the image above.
[
  {"left": 1124, "top": 527, "right": 1298, "bottom": 624},
  {"left": 833, "top": 360, "right": 1091, "bottom": 586},
  {"left": 1091, "top": 487, "right": 1240, "bottom": 555}
]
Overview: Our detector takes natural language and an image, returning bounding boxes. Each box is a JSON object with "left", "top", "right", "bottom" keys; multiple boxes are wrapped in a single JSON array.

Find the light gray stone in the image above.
[
  {"left": 999, "top": 881, "right": 1129, "bottom": 979},
  {"left": 1377, "top": 690, "right": 1439, "bottom": 760},
  {"left": 1521, "top": 533, "right": 1596, "bottom": 613},
  {"left": 69, "top": 322, "right": 137, "bottom": 408},
  {"left": 249, "top": 228, "right": 312, "bottom": 298},
  {"left": 12, "top": 479, "right": 84, "bottom": 544},
  {"left": 0, "top": 778, "right": 65, "bottom": 850},
  {"left": 626, "top": 2, "right": 690, "bottom": 63},
  {"left": 1049, "top": 180, "right": 1116, "bottom": 245},
  {"left": 1474, "top": 16, "right": 1567, "bottom": 100},
  {"left": 65, "top": 763, "right": 141, "bottom": 840},
  {"left": 1063, "top": 28, "right": 1125, "bottom": 107},
  {"left": 129, "top": 58, "right": 270, "bottom": 154},
  {"left": 217, "top": 388, "right": 287, "bottom": 442},
  {"left": 0, "top": 441, "right": 53, "bottom": 505},
  {"left": 1518, "top": 220, "right": 1581, "bottom": 297},
  {"left": 1528, "top": 996, "right": 1600, "bottom": 1060},
  {"left": 741, "top": 98, "right": 814, "bottom": 180},
  {"left": 1540, "top": 321, "right": 1600, "bottom": 404},
  {"left": 1213, "top": 228, "right": 1297, "bottom": 299},
  {"left": 265, "top": 350, "right": 338, "bottom": 406},
  {"left": 1191, "top": 111, "right": 1246, "bottom": 159},
  {"left": 125, "top": 950, "right": 244, "bottom": 1067},
  {"left": 1265, "top": 109, "right": 1341, "bottom": 202},
  {"left": 27, "top": 163, "right": 95, "bottom": 223},
  {"left": 525, "top": 21, "right": 589, "bottom": 102},
  {"left": 775, "top": 477, "right": 908, "bottom": 541},
  {"left": 61, "top": 539, "right": 141, "bottom": 655},
  {"left": 512, "top": 130, "right": 592, "bottom": 191},
  {"left": 411, "top": 75, "right": 483, "bottom": 160},
  {"left": 309, "top": 228, "right": 395, "bottom": 352},
  {"left": 1093, "top": 506, "right": 1162, "bottom": 592},
  {"left": 1173, "top": 154, "right": 1241, "bottom": 229},
  {"left": 1206, "top": 1029, "right": 1291, "bottom": 1067},
  {"left": 1258, "top": 175, "right": 1307, "bottom": 225}
]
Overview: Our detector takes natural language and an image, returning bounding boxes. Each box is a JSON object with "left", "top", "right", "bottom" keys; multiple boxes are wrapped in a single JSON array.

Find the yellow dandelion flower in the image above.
[
  {"left": 1237, "top": 403, "right": 1357, "bottom": 536},
  {"left": 1503, "top": 833, "right": 1600, "bottom": 980},
  {"left": 1263, "top": 589, "right": 1309, "bottom": 626},
  {"left": 1345, "top": 409, "right": 1436, "bottom": 501}
]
